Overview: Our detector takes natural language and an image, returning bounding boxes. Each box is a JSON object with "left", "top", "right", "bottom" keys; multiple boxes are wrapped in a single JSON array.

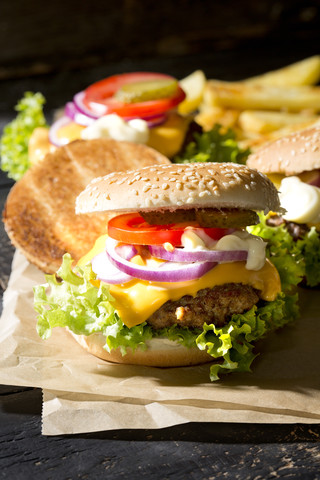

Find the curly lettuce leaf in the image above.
[
  {"left": 173, "top": 123, "right": 250, "bottom": 164},
  {"left": 0, "top": 92, "right": 47, "bottom": 180},
  {"left": 248, "top": 213, "right": 305, "bottom": 291},
  {"left": 34, "top": 254, "right": 152, "bottom": 350},
  {"left": 34, "top": 254, "right": 299, "bottom": 381},
  {"left": 248, "top": 213, "right": 320, "bottom": 289},
  {"left": 197, "top": 292, "right": 298, "bottom": 380},
  {"left": 296, "top": 226, "right": 320, "bottom": 287}
]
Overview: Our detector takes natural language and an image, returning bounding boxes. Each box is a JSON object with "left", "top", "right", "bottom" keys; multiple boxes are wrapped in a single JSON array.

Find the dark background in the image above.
[
  {"left": 1, "top": 1, "right": 320, "bottom": 478},
  {"left": 1, "top": 0, "right": 320, "bottom": 79},
  {"left": 1, "top": 0, "right": 320, "bottom": 112}
]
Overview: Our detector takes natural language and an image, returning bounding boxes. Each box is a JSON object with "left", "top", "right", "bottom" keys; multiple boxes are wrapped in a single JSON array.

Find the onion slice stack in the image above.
[{"left": 91, "top": 238, "right": 249, "bottom": 285}]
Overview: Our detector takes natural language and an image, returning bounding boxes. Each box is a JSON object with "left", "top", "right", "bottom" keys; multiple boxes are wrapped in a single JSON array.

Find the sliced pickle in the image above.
[
  {"left": 115, "top": 78, "right": 178, "bottom": 103},
  {"left": 195, "top": 208, "right": 259, "bottom": 228}
]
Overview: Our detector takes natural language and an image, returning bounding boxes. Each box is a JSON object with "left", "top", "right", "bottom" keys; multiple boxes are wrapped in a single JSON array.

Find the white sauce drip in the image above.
[
  {"left": 279, "top": 176, "right": 320, "bottom": 224},
  {"left": 181, "top": 228, "right": 266, "bottom": 271},
  {"left": 81, "top": 113, "right": 149, "bottom": 144}
]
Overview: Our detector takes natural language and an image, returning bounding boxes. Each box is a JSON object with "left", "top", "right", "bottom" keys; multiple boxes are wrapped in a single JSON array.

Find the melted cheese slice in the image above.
[{"left": 78, "top": 235, "right": 281, "bottom": 328}]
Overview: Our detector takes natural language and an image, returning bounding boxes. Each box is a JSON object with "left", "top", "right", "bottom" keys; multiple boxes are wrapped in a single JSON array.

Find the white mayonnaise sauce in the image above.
[
  {"left": 181, "top": 228, "right": 266, "bottom": 271},
  {"left": 279, "top": 176, "right": 320, "bottom": 224},
  {"left": 81, "top": 113, "right": 149, "bottom": 144}
]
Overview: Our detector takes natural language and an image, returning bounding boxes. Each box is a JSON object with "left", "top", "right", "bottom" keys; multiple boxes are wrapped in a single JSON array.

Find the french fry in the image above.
[
  {"left": 200, "top": 56, "right": 320, "bottom": 153},
  {"left": 196, "top": 106, "right": 239, "bottom": 131},
  {"left": 264, "top": 117, "right": 320, "bottom": 140},
  {"left": 243, "top": 55, "right": 320, "bottom": 86},
  {"left": 239, "top": 118, "right": 320, "bottom": 153},
  {"left": 178, "top": 70, "right": 206, "bottom": 115},
  {"left": 205, "top": 80, "right": 320, "bottom": 112},
  {"left": 238, "top": 110, "right": 320, "bottom": 134}
]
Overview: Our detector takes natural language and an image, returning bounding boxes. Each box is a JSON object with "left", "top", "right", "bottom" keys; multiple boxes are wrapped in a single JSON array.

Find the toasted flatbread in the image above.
[{"left": 3, "top": 138, "right": 170, "bottom": 273}]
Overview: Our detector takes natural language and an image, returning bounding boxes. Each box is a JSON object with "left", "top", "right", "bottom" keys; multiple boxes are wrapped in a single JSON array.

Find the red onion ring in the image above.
[
  {"left": 148, "top": 245, "right": 248, "bottom": 263},
  {"left": 308, "top": 174, "right": 320, "bottom": 188},
  {"left": 73, "top": 91, "right": 167, "bottom": 128},
  {"left": 106, "top": 237, "right": 217, "bottom": 282},
  {"left": 123, "top": 112, "right": 167, "bottom": 128},
  {"left": 73, "top": 91, "right": 105, "bottom": 118},
  {"left": 92, "top": 252, "right": 134, "bottom": 285},
  {"left": 48, "top": 116, "right": 73, "bottom": 147},
  {"left": 115, "top": 244, "right": 138, "bottom": 260},
  {"left": 64, "top": 102, "right": 95, "bottom": 126}
]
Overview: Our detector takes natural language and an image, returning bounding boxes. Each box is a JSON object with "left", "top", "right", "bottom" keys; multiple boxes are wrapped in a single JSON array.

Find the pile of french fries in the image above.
[{"left": 195, "top": 55, "right": 320, "bottom": 152}]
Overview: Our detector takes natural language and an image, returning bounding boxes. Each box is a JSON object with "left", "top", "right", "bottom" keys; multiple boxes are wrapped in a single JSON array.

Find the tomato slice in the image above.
[
  {"left": 108, "top": 213, "right": 229, "bottom": 246},
  {"left": 82, "top": 72, "right": 186, "bottom": 119}
]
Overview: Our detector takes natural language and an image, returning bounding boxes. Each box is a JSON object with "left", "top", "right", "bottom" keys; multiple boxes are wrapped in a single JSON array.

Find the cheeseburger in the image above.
[
  {"left": 34, "top": 162, "right": 298, "bottom": 380},
  {"left": 247, "top": 126, "right": 320, "bottom": 288}
]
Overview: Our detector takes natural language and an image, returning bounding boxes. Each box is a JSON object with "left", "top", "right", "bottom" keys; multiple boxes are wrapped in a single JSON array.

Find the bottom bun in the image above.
[{"left": 69, "top": 331, "right": 214, "bottom": 367}]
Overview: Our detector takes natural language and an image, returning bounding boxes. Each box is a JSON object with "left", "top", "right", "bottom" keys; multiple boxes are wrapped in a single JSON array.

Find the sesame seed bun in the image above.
[
  {"left": 247, "top": 126, "right": 320, "bottom": 176},
  {"left": 69, "top": 331, "right": 214, "bottom": 367},
  {"left": 76, "top": 162, "right": 281, "bottom": 215}
]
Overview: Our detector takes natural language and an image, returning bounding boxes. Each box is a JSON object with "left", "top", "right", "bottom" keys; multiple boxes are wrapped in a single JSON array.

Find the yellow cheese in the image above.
[
  {"left": 28, "top": 127, "right": 55, "bottom": 165},
  {"left": 78, "top": 235, "right": 281, "bottom": 329},
  {"left": 78, "top": 234, "right": 109, "bottom": 267},
  {"left": 56, "top": 121, "right": 85, "bottom": 143},
  {"left": 147, "top": 112, "right": 191, "bottom": 158},
  {"left": 266, "top": 173, "right": 285, "bottom": 189}
]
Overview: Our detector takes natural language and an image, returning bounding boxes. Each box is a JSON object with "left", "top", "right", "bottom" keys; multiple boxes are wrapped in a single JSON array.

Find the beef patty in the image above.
[{"left": 147, "top": 283, "right": 260, "bottom": 329}]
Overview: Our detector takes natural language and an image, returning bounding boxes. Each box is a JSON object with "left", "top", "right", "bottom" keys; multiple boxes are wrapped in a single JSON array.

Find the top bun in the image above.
[
  {"left": 76, "top": 162, "right": 281, "bottom": 214},
  {"left": 247, "top": 126, "right": 320, "bottom": 175}
]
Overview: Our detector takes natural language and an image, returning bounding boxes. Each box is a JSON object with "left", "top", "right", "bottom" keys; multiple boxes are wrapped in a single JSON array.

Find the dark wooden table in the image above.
[{"left": 1, "top": 51, "right": 320, "bottom": 479}]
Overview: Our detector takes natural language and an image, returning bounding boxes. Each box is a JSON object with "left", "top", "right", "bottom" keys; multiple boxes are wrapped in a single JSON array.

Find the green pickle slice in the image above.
[{"left": 115, "top": 78, "right": 178, "bottom": 103}]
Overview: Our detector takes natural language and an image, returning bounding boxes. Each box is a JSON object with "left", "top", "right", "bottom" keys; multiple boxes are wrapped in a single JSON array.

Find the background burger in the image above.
[
  {"left": 34, "top": 162, "right": 298, "bottom": 381},
  {"left": 247, "top": 126, "right": 320, "bottom": 288},
  {"left": 0, "top": 71, "right": 205, "bottom": 180}
]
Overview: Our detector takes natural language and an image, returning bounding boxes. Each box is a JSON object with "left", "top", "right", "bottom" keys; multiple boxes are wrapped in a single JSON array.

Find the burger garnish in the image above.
[
  {"left": 34, "top": 162, "right": 298, "bottom": 380},
  {"left": 247, "top": 126, "right": 320, "bottom": 288}
]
